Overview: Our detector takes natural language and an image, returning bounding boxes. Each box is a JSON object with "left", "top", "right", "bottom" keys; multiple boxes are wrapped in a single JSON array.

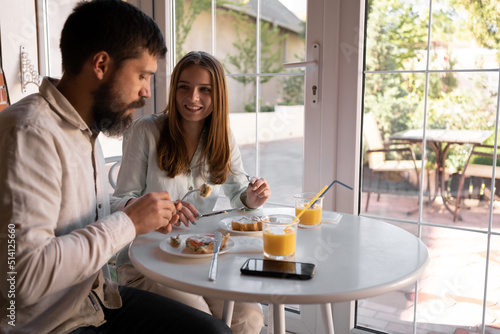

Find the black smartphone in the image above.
[{"left": 240, "top": 258, "right": 316, "bottom": 280}]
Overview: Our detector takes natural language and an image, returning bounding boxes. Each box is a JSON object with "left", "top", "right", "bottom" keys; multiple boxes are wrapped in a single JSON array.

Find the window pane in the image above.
[
  {"left": 174, "top": 0, "right": 212, "bottom": 62},
  {"left": 361, "top": 0, "right": 500, "bottom": 331},
  {"left": 422, "top": 71, "right": 499, "bottom": 228},
  {"left": 357, "top": 225, "right": 500, "bottom": 333},
  {"left": 42, "top": 0, "right": 77, "bottom": 77},
  {"left": 365, "top": 0, "right": 430, "bottom": 72},
  {"left": 217, "top": 1, "right": 257, "bottom": 74},
  {"left": 413, "top": 227, "right": 492, "bottom": 332},
  {"left": 356, "top": 220, "right": 419, "bottom": 332},
  {"left": 488, "top": 235, "right": 500, "bottom": 330},
  {"left": 430, "top": 0, "right": 500, "bottom": 71},
  {"left": 361, "top": 72, "right": 425, "bottom": 217},
  {"left": 215, "top": 0, "right": 306, "bottom": 207},
  {"left": 258, "top": 76, "right": 304, "bottom": 205}
]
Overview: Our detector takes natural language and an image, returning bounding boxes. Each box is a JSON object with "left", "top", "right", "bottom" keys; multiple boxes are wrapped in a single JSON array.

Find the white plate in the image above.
[
  {"left": 218, "top": 216, "right": 263, "bottom": 236},
  {"left": 159, "top": 233, "right": 235, "bottom": 258}
]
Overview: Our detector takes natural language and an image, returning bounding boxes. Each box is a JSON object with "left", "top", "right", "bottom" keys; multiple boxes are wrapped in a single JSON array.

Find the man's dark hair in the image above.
[{"left": 60, "top": 0, "right": 167, "bottom": 76}]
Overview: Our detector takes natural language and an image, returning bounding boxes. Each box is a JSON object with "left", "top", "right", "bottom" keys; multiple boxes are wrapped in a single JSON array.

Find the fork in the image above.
[
  {"left": 235, "top": 171, "right": 254, "bottom": 184},
  {"left": 181, "top": 188, "right": 200, "bottom": 201},
  {"left": 181, "top": 183, "right": 213, "bottom": 201}
]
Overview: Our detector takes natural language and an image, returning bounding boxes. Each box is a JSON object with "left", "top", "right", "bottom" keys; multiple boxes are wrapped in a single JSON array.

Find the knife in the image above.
[
  {"left": 197, "top": 207, "right": 245, "bottom": 218},
  {"left": 208, "top": 231, "right": 223, "bottom": 281}
]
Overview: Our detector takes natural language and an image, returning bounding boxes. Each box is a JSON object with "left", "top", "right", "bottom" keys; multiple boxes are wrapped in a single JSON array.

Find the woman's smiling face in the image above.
[{"left": 175, "top": 64, "right": 213, "bottom": 125}]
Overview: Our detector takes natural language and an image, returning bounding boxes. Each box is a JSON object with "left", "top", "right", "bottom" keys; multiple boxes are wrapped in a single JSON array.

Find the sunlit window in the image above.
[{"left": 359, "top": 0, "right": 500, "bottom": 332}]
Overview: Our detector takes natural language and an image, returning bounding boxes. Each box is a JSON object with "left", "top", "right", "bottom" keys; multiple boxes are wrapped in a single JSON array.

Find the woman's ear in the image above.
[{"left": 92, "top": 51, "right": 112, "bottom": 80}]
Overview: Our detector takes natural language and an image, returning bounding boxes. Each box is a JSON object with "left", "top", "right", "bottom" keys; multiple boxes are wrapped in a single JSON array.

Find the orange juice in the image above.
[
  {"left": 295, "top": 206, "right": 322, "bottom": 226},
  {"left": 294, "top": 192, "right": 323, "bottom": 228},
  {"left": 263, "top": 227, "right": 296, "bottom": 258}
]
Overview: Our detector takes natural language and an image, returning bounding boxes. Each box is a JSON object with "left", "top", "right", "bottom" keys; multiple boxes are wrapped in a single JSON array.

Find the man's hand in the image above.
[{"left": 123, "top": 192, "right": 181, "bottom": 235}]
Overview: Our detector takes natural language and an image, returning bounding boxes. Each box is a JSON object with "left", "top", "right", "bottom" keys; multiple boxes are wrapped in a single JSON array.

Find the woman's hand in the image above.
[
  {"left": 244, "top": 177, "right": 271, "bottom": 209},
  {"left": 173, "top": 200, "right": 200, "bottom": 227}
]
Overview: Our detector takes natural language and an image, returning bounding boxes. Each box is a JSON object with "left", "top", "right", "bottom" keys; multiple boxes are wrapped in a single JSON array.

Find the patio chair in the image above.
[
  {"left": 363, "top": 113, "right": 421, "bottom": 212},
  {"left": 105, "top": 155, "right": 122, "bottom": 190},
  {"left": 453, "top": 144, "right": 500, "bottom": 222}
]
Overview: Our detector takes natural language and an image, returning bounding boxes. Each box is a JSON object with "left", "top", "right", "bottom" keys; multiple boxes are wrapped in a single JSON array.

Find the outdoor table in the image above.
[
  {"left": 390, "top": 129, "right": 492, "bottom": 217},
  {"left": 129, "top": 207, "right": 429, "bottom": 333}
]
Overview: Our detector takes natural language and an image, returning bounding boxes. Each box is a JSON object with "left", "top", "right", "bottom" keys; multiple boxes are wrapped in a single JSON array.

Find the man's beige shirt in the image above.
[{"left": 0, "top": 78, "right": 135, "bottom": 333}]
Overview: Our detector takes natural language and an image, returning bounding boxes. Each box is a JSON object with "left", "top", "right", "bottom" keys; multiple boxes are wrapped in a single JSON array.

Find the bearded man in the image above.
[{"left": 0, "top": 1, "right": 232, "bottom": 333}]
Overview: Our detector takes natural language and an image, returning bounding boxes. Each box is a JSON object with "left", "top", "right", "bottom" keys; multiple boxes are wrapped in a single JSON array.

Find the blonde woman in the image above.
[{"left": 114, "top": 51, "right": 270, "bottom": 334}]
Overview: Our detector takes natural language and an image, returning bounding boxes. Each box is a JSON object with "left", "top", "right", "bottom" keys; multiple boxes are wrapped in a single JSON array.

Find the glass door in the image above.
[{"left": 358, "top": 0, "right": 500, "bottom": 333}]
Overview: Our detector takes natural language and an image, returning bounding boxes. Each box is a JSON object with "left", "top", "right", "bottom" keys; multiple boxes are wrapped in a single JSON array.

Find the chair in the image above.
[
  {"left": 453, "top": 144, "right": 500, "bottom": 221},
  {"left": 105, "top": 155, "right": 122, "bottom": 190},
  {"left": 363, "top": 113, "right": 421, "bottom": 211}
]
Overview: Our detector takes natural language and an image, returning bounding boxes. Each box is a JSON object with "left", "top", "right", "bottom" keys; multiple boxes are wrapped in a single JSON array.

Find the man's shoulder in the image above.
[{"left": 0, "top": 93, "right": 50, "bottom": 128}]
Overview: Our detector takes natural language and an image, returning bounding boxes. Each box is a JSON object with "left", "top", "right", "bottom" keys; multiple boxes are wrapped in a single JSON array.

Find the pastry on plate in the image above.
[
  {"left": 185, "top": 233, "right": 230, "bottom": 254},
  {"left": 231, "top": 216, "right": 264, "bottom": 231},
  {"left": 169, "top": 234, "right": 181, "bottom": 248}
]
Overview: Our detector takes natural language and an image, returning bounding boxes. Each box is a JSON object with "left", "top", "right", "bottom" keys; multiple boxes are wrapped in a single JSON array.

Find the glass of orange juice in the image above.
[
  {"left": 294, "top": 192, "right": 323, "bottom": 228},
  {"left": 262, "top": 215, "right": 298, "bottom": 260}
]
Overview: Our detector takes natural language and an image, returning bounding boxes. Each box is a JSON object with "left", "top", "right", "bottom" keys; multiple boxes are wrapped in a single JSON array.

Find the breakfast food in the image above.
[
  {"left": 200, "top": 183, "right": 213, "bottom": 197},
  {"left": 231, "top": 216, "right": 264, "bottom": 231},
  {"left": 169, "top": 234, "right": 181, "bottom": 248},
  {"left": 185, "top": 233, "right": 230, "bottom": 254}
]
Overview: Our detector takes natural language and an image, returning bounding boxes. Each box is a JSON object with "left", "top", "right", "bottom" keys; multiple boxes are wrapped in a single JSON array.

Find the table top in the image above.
[
  {"left": 390, "top": 129, "right": 492, "bottom": 145},
  {"left": 129, "top": 207, "right": 429, "bottom": 305}
]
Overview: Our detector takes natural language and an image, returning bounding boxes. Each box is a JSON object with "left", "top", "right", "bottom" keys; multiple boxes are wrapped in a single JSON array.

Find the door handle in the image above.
[{"left": 282, "top": 43, "right": 320, "bottom": 104}]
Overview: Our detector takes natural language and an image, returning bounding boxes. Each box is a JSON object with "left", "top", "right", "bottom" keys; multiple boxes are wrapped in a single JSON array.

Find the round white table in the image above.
[{"left": 129, "top": 207, "right": 429, "bottom": 333}]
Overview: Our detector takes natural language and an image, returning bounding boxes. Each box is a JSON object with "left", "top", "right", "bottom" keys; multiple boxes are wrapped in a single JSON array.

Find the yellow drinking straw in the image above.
[{"left": 294, "top": 185, "right": 328, "bottom": 222}]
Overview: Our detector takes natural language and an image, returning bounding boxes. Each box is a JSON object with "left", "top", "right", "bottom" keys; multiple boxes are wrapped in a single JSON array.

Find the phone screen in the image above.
[{"left": 240, "top": 258, "right": 316, "bottom": 280}]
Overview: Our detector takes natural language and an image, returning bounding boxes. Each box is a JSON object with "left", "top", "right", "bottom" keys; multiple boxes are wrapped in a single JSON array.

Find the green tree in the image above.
[
  {"left": 279, "top": 74, "right": 304, "bottom": 105},
  {"left": 225, "top": 11, "right": 285, "bottom": 84},
  {"left": 174, "top": 0, "right": 212, "bottom": 61},
  {"left": 223, "top": 11, "right": 287, "bottom": 112},
  {"left": 449, "top": 0, "right": 500, "bottom": 62}
]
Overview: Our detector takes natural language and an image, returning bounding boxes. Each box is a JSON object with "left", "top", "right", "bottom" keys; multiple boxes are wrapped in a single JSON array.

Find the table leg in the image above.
[
  {"left": 222, "top": 300, "right": 234, "bottom": 327},
  {"left": 272, "top": 304, "right": 285, "bottom": 334},
  {"left": 320, "top": 303, "right": 335, "bottom": 334},
  {"left": 426, "top": 142, "right": 461, "bottom": 218}
]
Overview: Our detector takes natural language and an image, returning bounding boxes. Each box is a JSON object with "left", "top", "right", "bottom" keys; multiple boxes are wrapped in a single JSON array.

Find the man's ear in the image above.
[{"left": 92, "top": 51, "right": 112, "bottom": 80}]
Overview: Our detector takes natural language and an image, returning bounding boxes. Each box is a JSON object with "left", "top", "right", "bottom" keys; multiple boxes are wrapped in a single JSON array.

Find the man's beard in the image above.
[{"left": 92, "top": 77, "right": 145, "bottom": 137}]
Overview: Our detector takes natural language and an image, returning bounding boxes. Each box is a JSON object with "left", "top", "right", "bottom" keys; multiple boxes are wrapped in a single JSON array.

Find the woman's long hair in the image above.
[{"left": 157, "top": 51, "right": 231, "bottom": 184}]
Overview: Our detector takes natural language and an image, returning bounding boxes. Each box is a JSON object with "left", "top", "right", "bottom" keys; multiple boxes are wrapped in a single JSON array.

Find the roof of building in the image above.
[{"left": 222, "top": 0, "right": 303, "bottom": 34}]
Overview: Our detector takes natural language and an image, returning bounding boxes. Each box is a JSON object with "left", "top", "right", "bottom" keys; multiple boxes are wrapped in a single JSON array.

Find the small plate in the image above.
[
  {"left": 159, "top": 233, "right": 235, "bottom": 258},
  {"left": 218, "top": 216, "right": 264, "bottom": 236}
]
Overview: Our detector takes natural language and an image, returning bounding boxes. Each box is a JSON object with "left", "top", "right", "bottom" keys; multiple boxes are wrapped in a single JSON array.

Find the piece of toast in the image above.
[
  {"left": 231, "top": 216, "right": 263, "bottom": 231},
  {"left": 185, "top": 233, "right": 230, "bottom": 254}
]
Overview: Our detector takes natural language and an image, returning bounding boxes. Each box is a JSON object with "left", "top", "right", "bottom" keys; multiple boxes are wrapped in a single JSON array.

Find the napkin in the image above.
[{"left": 322, "top": 212, "right": 342, "bottom": 224}]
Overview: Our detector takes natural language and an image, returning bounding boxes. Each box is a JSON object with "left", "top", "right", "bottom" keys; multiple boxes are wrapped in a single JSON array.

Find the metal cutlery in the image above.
[
  {"left": 208, "top": 231, "right": 222, "bottom": 281},
  {"left": 196, "top": 207, "right": 245, "bottom": 218},
  {"left": 181, "top": 188, "right": 200, "bottom": 201},
  {"left": 181, "top": 183, "right": 213, "bottom": 201},
  {"left": 234, "top": 171, "right": 255, "bottom": 184}
]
